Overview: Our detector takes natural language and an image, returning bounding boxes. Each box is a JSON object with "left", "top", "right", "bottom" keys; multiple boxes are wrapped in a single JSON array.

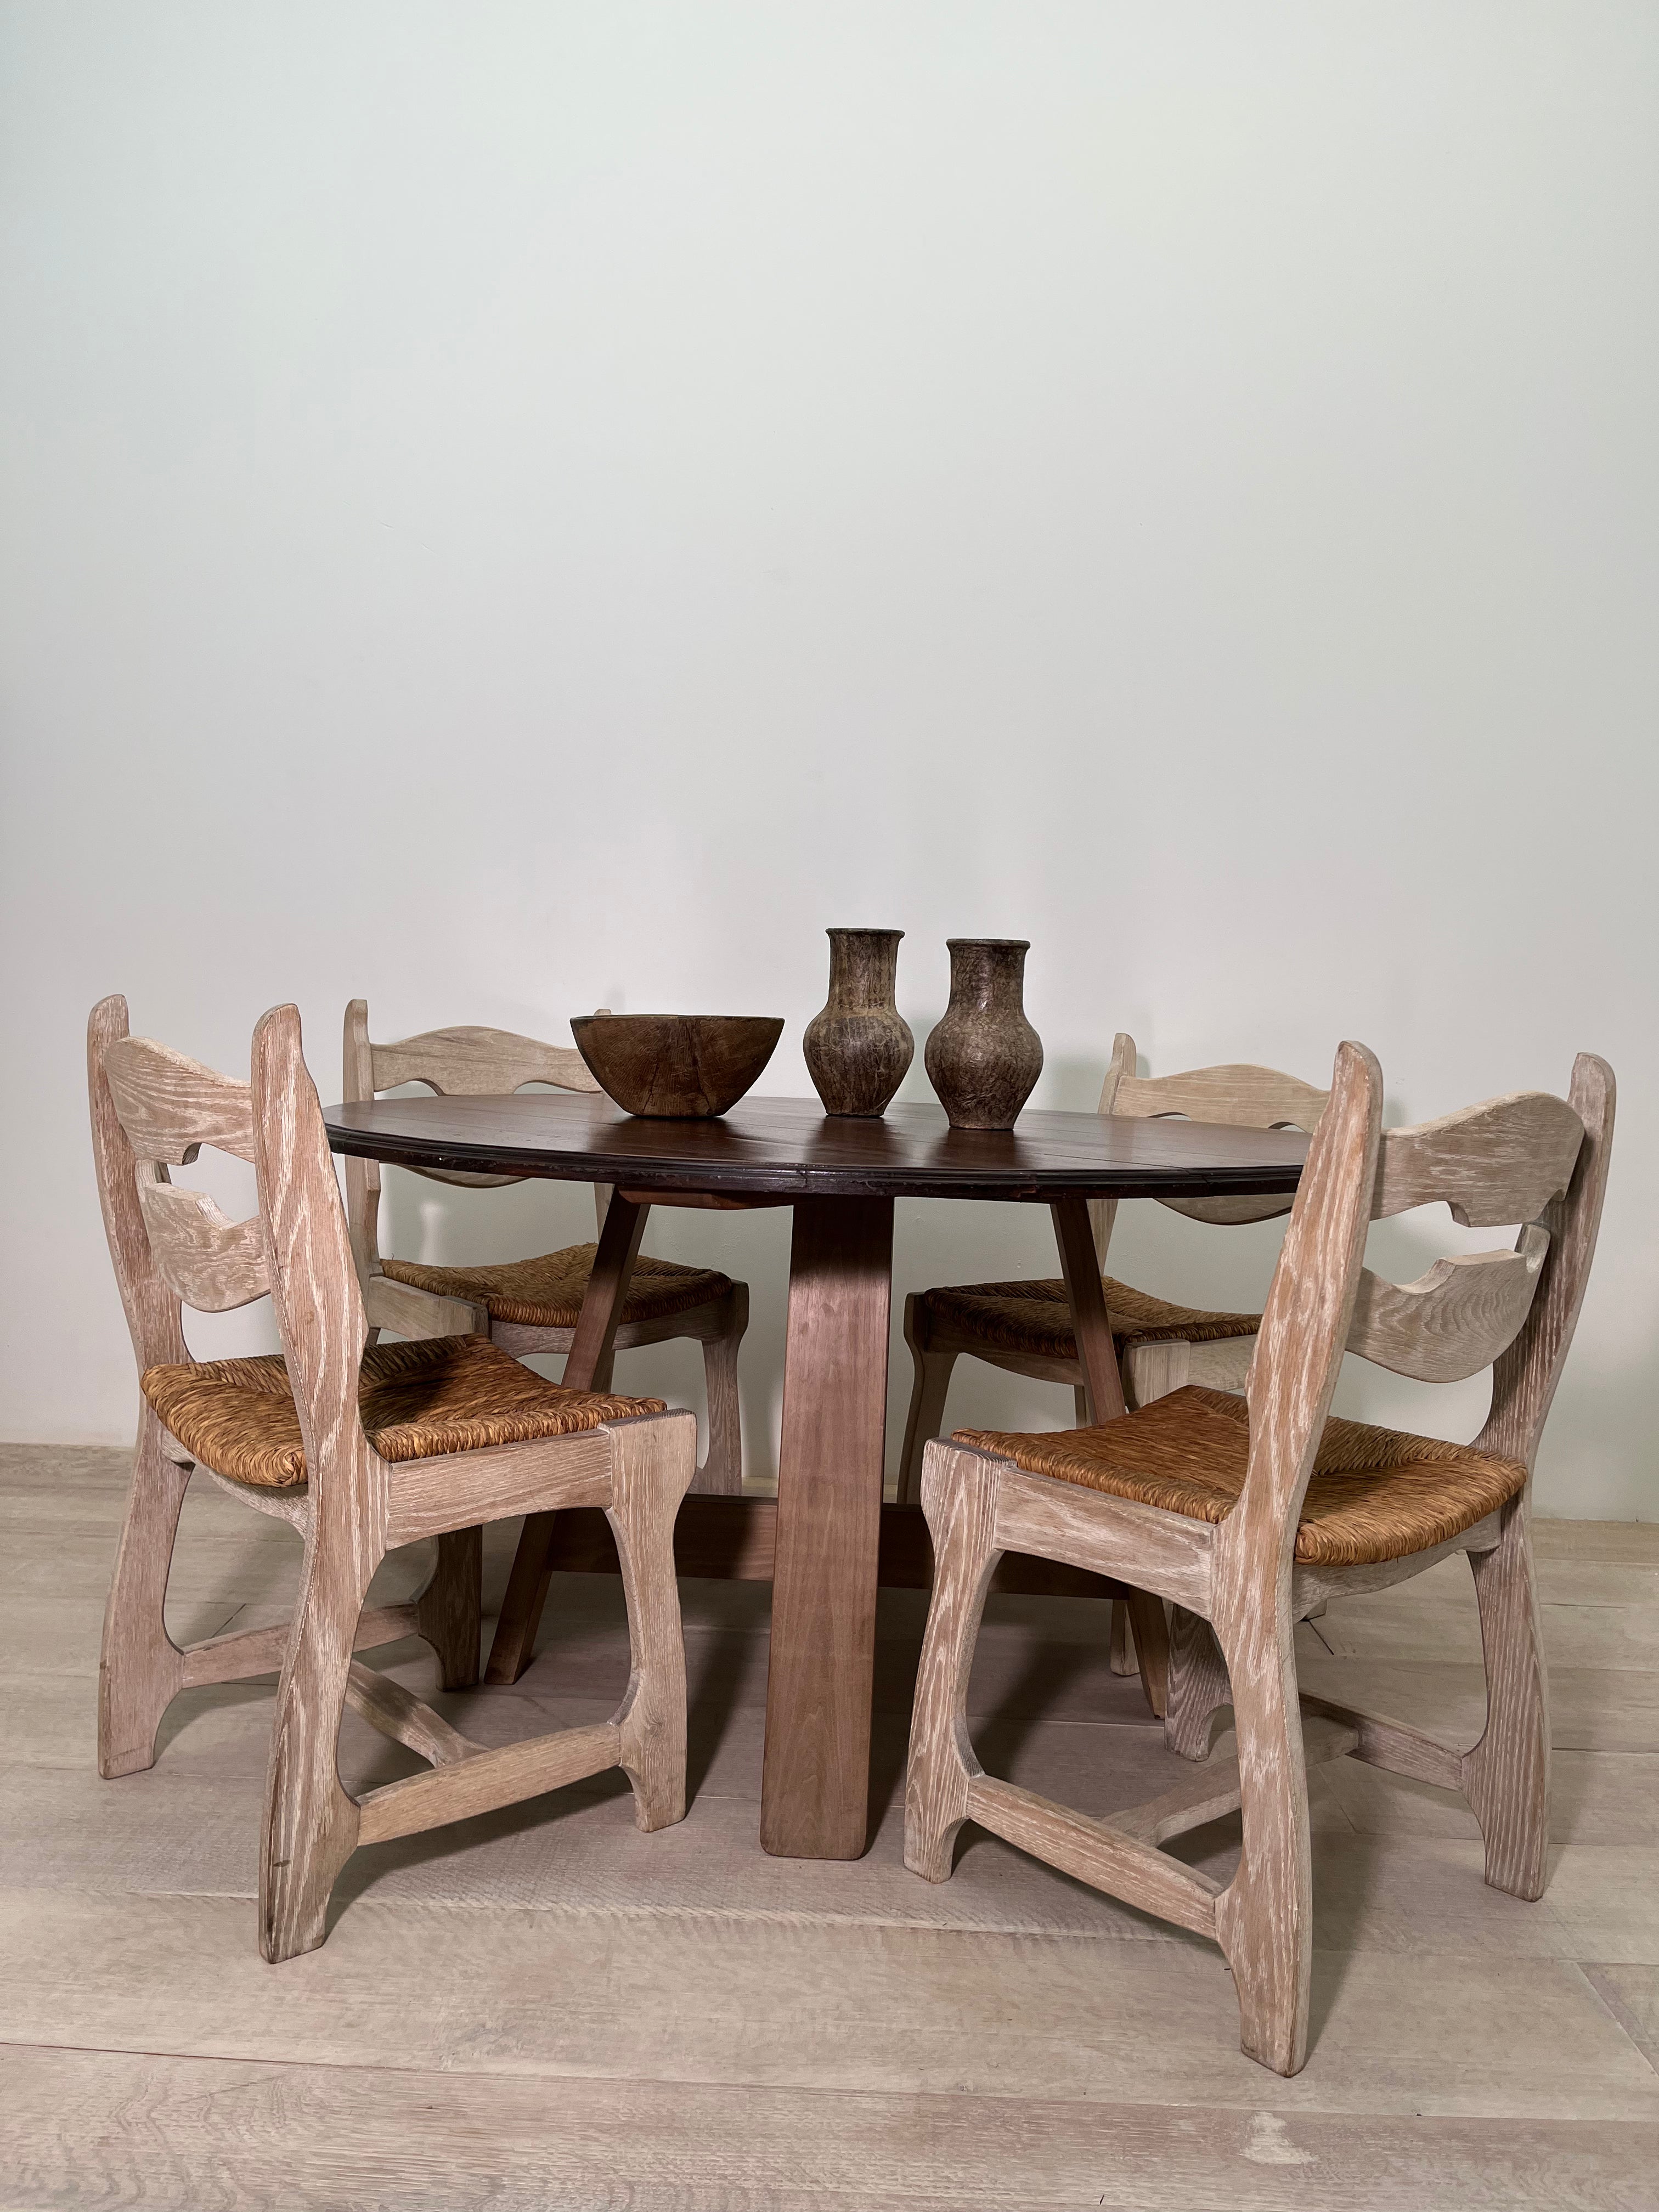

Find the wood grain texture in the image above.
[
  {"left": 362, "top": 1268, "right": 490, "bottom": 1342},
  {"left": 606, "top": 1409, "right": 698, "bottom": 1831},
  {"left": 135, "top": 1177, "right": 268, "bottom": 1312},
  {"left": 343, "top": 1658, "right": 481, "bottom": 1767},
  {"left": 1347, "top": 1226, "right": 1549, "bottom": 1384},
  {"left": 414, "top": 1525, "right": 483, "bottom": 1690},
  {"left": 88, "top": 997, "right": 190, "bottom": 1376},
  {"left": 903, "top": 1443, "right": 1003, "bottom": 1882},
  {"left": 92, "top": 998, "right": 698, "bottom": 1966},
  {"left": 990, "top": 1463, "right": 1215, "bottom": 1612},
  {"left": 1475, "top": 1055, "right": 1615, "bottom": 1475},
  {"left": 1048, "top": 1197, "right": 1128, "bottom": 1424},
  {"left": 382, "top": 1435, "right": 613, "bottom": 1548},
  {"left": 1374, "top": 1088, "right": 1586, "bottom": 1228},
  {"left": 101, "top": 1031, "right": 258, "bottom": 1165},
  {"left": 251, "top": 1005, "right": 379, "bottom": 1961},
  {"left": 356, "top": 1722, "right": 622, "bottom": 1848},
  {"left": 1209, "top": 1040, "right": 1383, "bottom": 2073},
  {"left": 966, "top": 1774, "right": 1221, "bottom": 1939},
  {"left": 323, "top": 1089, "right": 1310, "bottom": 1203},
  {"left": 896, "top": 1294, "right": 960, "bottom": 1509},
  {"left": 1164, "top": 1605, "right": 1233, "bottom": 1761},
  {"left": 18, "top": 2043, "right": 1659, "bottom": 2212},
  {"left": 532, "top": 1491, "right": 1130, "bottom": 1601},
  {"left": 571, "top": 1012, "right": 785, "bottom": 1119},
  {"left": 761, "top": 1196, "right": 894, "bottom": 1858},
  {"left": 371, "top": 1021, "right": 601, "bottom": 1101},
  {"left": 1114, "top": 1058, "right": 1331, "bottom": 1137}
]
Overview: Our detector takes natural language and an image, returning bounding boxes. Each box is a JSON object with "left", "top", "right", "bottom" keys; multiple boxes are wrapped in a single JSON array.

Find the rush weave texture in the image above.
[
  {"left": 142, "top": 1334, "right": 666, "bottom": 1489},
  {"left": 956, "top": 1385, "right": 1527, "bottom": 1567},
  {"left": 922, "top": 1276, "right": 1262, "bottom": 1361},
  {"left": 380, "top": 1243, "right": 731, "bottom": 1331}
]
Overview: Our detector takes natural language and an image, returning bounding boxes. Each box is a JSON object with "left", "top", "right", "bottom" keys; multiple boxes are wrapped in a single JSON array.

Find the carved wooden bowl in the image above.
[{"left": 570, "top": 1014, "right": 785, "bottom": 1118}]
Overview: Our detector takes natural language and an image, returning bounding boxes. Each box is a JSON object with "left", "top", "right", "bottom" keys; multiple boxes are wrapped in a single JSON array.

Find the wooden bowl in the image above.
[{"left": 570, "top": 1013, "right": 785, "bottom": 1118}]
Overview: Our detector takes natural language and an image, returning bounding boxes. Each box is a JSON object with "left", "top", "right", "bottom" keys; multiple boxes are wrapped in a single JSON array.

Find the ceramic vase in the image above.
[
  {"left": 923, "top": 939, "right": 1043, "bottom": 1130},
  {"left": 803, "top": 928, "right": 914, "bottom": 1116}
]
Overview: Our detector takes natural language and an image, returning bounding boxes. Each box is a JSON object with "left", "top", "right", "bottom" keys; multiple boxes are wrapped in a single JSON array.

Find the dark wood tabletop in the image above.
[{"left": 321, "top": 1090, "right": 1309, "bottom": 1201}]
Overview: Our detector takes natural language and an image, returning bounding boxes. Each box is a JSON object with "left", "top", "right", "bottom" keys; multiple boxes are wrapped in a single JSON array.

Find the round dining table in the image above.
[{"left": 323, "top": 1090, "right": 1308, "bottom": 1861}]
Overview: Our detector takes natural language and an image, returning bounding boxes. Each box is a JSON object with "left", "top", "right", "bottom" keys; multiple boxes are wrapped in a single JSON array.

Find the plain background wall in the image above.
[{"left": 2, "top": 2, "right": 1655, "bottom": 1514}]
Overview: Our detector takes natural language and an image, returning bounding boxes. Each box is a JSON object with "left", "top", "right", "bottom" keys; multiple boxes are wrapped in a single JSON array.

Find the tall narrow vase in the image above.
[
  {"left": 924, "top": 939, "right": 1043, "bottom": 1131},
  {"left": 803, "top": 928, "right": 913, "bottom": 1116}
]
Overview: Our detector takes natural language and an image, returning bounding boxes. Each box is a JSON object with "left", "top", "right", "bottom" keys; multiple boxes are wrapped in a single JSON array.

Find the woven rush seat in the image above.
[
  {"left": 921, "top": 1276, "right": 1263, "bottom": 1362},
  {"left": 142, "top": 1334, "right": 666, "bottom": 1490},
  {"left": 957, "top": 1385, "right": 1527, "bottom": 1567},
  {"left": 379, "top": 1243, "right": 731, "bottom": 1331}
]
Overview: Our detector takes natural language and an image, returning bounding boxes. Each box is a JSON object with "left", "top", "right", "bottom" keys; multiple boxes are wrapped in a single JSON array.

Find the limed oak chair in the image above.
[
  {"left": 91, "top": 995, "right": 696, "bottom": 1962},
  {"left": 343, "top": 999, "right": 748, "bottom": 1495},
  {"left": 898, "top": 1035, "right": 1330, "bottom": 1500},
  {"left": 905, "top": 1040, "right": 1612, "bottom": 2074}
]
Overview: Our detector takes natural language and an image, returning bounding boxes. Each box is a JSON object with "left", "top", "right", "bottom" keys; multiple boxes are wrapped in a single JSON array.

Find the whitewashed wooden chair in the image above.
[
  {"left": 91, "top": 995, "right": 695, "bottom": 1962},
  {"left": 905, "top": 1040, "right": 1612, "bottom": 2074},
  {"left": 898, "top": 1035, "right": 1330, "bottom": 1501},
  {"left": 343, "top": 1000, "right": 747, "bottom": 1495}
]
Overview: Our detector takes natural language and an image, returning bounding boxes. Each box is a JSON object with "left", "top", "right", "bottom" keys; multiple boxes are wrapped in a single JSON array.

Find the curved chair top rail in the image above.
[
  {"left": 343, "top": 998, "right": 603, "bottom": 1199},
  {"left": 102, "top": 1034, "right": 258, "bottom": 1167},
  {"left": 1102, "top": 1031, "right": 1330, "bottom": 1230},
  {"left": 368, "top": 1023, "right": 600, "bottom": 1101},
  {"left": 1373, "top": 1089, "right": 1586, "bottom": 1230}
]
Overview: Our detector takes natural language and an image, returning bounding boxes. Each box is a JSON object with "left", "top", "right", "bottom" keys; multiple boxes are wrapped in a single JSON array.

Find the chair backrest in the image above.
[
  {"left": 1092, "top": 1032, "right": 1331, "bottom": 1254},
  {"left": 342, "top": 998, "right": 606, "bottom": 1278},
  {"left": 89, "top": 996, "right": 374, "bottom": 1500},
  {"left": 1232, "top": 1040, "right": 1614, "bottom": 1569}
]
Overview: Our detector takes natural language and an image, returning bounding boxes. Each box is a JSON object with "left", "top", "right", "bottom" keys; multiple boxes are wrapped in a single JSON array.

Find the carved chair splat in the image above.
[
  {"left": 91, "top": 995, "right": 696, "bottom": 1960},
  {"left": 904, "top": 1040, "right": 1612, "bottom": 2074}
]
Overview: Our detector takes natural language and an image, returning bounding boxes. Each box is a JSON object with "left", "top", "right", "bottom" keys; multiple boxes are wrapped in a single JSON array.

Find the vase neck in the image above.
[
  {"left": 946, "top": 938, "right": 1029, "bottom": 1013},
  {"left": 826, "top": 929, "right": 902, "bottom": 1009}
]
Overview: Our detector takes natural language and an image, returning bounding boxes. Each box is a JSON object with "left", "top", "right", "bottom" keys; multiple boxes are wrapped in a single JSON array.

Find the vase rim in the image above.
[
  {"left": 945, "top": 936, "right": 1030, "bottom": 950},
  {"left": 825, "top": 925, "right": 905, "bottom": 938}
]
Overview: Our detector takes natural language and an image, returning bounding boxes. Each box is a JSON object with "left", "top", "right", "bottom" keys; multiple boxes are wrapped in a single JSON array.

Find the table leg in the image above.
[
  {"left": 760, "top": 1196, "right": 894, "bottom": 1859},
  {"left": 483, "top": 1195, "right": 650, "bottom": 1686},
  {"left": 1049, "top": 1196, "right": 1128, "bottom": 1423}
]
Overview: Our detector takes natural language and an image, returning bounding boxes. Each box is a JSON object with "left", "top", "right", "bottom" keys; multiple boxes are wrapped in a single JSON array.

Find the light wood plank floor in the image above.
[{"left": 3, "top": 1442, "right": 1657, "bottom": 2209}]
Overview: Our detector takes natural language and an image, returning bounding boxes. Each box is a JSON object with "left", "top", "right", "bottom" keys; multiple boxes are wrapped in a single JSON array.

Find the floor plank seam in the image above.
[{"left": 1576, "top": 1966, "right": 1659, "bottom": 2080}]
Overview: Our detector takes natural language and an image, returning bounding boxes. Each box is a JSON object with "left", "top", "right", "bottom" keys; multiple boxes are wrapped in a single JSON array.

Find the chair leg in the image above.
[
  {"left": 260, "top": 1537, "right": 373, "bottom": 1964},
  {"left": 904, "top": 1444, "right": 1002, "bottom": 1881},
  {"left": 1212, "top": 1595, "right": 1313, "bottom": 2076},
  {"left": 1164, "top": 1605, "right": 1232, "bottom": 1761},
  {"left": 694, "top": 1285, "right": 747, "bottom": 1498},
  {"left": 1109, "top": 1596, "right": 1137, "bottom": 1676},
  {"left": 99, "top": 1405, "right": 191, "bottom": 1779},
  {"left": 606, "top": 1412, "right": 696, "bottom": 1831},
  {"left": 1463, "top": 1498, "right": 1550, "bottom": 1901},
  {"left": 896, "top": 1296, "right": 958, "bottom": 1506},
  {"left": 415, "top": 1526, "right": 483, "bottom": 1691},
  {"left": 1125, "top": 1591, "right": 1170, "bottom": 1719}
]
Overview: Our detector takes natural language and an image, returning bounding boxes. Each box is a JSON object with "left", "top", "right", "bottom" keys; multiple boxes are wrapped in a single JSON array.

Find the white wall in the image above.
[{"left": 3, "top": 2, "right": 1655, "bottom": 1514}]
